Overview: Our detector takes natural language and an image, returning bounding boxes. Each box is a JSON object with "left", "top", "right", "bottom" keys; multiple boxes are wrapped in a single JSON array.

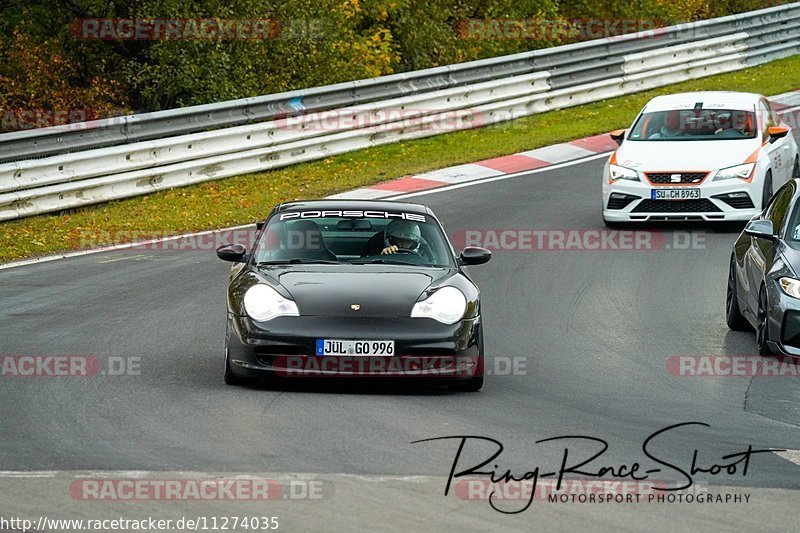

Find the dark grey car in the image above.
[{"left": 727, "top": 178, "right": 800, "bottom": 356}]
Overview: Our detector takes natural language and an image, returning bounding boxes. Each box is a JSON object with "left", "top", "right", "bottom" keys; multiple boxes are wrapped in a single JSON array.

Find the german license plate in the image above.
[
  {"left": 651, "top": 188, "right": 700, "bottom": 200},
  {"left": 316, "top": 339, "right": 395, "bottom": 356}
]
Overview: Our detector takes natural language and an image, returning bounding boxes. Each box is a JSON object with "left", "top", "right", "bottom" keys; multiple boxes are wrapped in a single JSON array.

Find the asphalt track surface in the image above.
[{"left": 2, "top": 132, "right": 800, "bottom": 532}]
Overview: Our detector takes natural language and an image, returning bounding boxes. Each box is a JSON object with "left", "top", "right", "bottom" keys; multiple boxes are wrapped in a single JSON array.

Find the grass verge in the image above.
[{"left": 2, "top": 55, "right": 800, "bottom": 263}]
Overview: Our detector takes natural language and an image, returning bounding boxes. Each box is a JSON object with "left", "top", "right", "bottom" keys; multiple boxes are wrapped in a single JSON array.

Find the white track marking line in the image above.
[
  {"left": 773, "top": 449, "right": 800, "bottom": 467},
  {"left": 0, "top": 470, "right": 439, "bottom": 482},
  {"left": 0, "top": 471, "right": 59, "bottom": 478}
]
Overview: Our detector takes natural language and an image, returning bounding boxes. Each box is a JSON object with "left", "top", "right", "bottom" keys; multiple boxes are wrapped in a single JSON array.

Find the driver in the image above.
[
  {"left": 381, "top": 219, "right": 421, "bottom": 255},
  {"left": 361, "top": 219, "right": 427, "bottom": 258},
  {"left": 651, "top": 110, "right": 683, "bottom": 139}
]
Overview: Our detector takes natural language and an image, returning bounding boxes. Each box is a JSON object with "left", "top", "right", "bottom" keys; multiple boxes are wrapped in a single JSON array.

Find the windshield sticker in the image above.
[{"left": 279, "top": 211, "right": 427, "bottom": 222}]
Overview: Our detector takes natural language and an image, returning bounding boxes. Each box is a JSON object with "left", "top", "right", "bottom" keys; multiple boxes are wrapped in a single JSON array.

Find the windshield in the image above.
[
  {"left": 628, "top": 108, "right": 757, "bottom": 141},
  {"left": 786, "top": 201, "right": 800, "bottom": 246},
  {"left": 252, "top": 211, "right": 455, "bottom": 267}
]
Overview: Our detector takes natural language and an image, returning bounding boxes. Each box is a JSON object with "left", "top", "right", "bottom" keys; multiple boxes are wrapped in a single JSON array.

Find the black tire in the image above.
[
  {"left": 762, "top": 171, "right": 773, "bottom": 210},
  {"left": 726, "top": 256, "right": 750, "bottom": 331},
  {"left": 756, "top": 286, "right": 774, "bottom": 356},
  {"left": 793, "top": 156, "right": 800, "bottom": 180},
  {"left": 449, "top": 374, "right": 484, "bottom": 392}
]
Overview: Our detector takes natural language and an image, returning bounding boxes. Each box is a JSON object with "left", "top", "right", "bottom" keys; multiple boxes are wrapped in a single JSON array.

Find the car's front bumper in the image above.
[
  {"left": 226, "top": 314, "right": 483, "bottom": 381},
  {"left": 603, "top": 178, "right": 760, "bottom": 222},
  {"left": 766, "top": 283, "right": 800, "bottom": 358}
]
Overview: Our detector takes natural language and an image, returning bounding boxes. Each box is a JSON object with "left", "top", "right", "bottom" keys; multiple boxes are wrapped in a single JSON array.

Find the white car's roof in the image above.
[{"left": 643, "top": 91, "right": 762, "bottom": 112}]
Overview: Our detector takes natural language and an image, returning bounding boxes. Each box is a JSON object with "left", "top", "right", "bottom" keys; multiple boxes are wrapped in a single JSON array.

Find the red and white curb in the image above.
[{"left": 329, "top": 133, "right": 618, "bottom": 200}]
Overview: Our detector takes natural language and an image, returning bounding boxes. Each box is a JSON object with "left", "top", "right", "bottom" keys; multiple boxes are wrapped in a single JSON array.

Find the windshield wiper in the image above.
[{"left": 257, "top": 259, "right": 340, "bottom": 266}]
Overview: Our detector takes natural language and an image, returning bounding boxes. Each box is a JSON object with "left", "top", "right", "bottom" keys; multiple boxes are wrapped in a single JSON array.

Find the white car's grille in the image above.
[{"left": 645, "top": 172, "right": 708, "bottom": 184}]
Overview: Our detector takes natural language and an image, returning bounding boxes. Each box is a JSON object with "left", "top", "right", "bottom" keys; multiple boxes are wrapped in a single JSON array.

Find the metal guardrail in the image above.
[{"left": 0, "top": 2, "right": 799, "bottom": 220}]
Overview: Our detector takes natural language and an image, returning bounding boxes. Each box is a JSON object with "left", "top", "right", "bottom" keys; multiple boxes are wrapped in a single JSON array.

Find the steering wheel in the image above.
[{"left": 393, "top": 247, "right": 417, "bottom": 255}]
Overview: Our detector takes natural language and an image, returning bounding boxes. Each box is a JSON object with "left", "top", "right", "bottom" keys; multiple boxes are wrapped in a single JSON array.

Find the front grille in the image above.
[
  {"left": 632, "top": 199, "right": 721, "bottom": 213},
  {"left": 645, "top": 172, "right": 708, "bottom": 184},
  {"left": 713, "top": 194, "right": 755, "bottom": 209},
  {"left": 256, "top": 353, "right": 310, "bottom": 367},
  {"left": 255, "top": 346, "right": 306, "bottom": 357},
  {"left": 607, "top": 194, "right": 638, "bottom": 210},
  {"left": 782, "top": 311, "right": 800, "bottom": 349}
]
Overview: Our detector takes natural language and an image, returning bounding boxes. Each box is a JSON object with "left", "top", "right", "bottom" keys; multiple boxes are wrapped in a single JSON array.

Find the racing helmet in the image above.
[{"left": 384, "top": 219, "right": 421, "bottom": 251}]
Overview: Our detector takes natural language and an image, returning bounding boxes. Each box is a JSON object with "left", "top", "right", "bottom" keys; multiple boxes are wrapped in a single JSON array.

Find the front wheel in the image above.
[
  {"left": 726, "top": 256, "right": 750, "bottom": 331},
  {"left": 756, "top": 287, "right": 774, "bottom": 356}
]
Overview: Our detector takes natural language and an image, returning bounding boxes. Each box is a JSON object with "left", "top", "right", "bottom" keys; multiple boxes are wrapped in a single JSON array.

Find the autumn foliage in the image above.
[{"left": 0, "top": 0, "right": 790, "bottom": 132}]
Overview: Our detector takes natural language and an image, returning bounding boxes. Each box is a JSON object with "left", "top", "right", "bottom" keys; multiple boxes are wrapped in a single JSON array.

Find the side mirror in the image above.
[
  {"left": 610, "top": 129, "right": 626, "bottom": 145},
  {"left": 256, "top": 221, "right": 265, "bottom": 231},
  {"left": 744, "top": 219, "right": 776, "bottom": 241},
  {"left": 217, "top": 243, "right": 247, "bottom": 262},
  {"left": 459, "top": 246, "right": 492, "bottom": 266},
  {"left": 767, "top": 126, "right": 790, "bottom": 142}
]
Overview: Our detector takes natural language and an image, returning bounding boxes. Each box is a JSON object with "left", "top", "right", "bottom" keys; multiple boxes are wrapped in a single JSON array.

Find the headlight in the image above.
[
  {"left": 779, "top": 277, "right": 800, "bottom": 299},
  {"left": 713, "top": 163, "right": 755, "bottom": 181},
  {"left": 243, "top": 284, "right": 299, "bottom": 321},
  {"left": 411, "top": 286, "right": 467, "bottom": 324},
  {"left": 609, "top": 164, "right": 640, "bottom": 182}
]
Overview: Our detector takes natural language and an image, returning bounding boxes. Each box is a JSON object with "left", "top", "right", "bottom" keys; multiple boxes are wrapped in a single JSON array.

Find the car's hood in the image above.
[
  {"left": 273, "top": 266, "right": 452, "bottom": 317},
  {"left": 615, "top": 138, "right": 760, "bottom": 172}
]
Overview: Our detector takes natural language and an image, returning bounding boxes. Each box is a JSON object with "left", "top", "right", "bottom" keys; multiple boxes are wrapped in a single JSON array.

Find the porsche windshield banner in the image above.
[{"left": 278, "top": 210, "right": 427, "bottom": 222}]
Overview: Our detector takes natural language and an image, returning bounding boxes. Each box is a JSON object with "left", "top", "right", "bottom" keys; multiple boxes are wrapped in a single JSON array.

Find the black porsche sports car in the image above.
[
  {"left": 217, "top": 200, "right": 492, "bottom": 390},
  {"left": 727, "top": 178, "right": 800, "bottom": 356}
]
